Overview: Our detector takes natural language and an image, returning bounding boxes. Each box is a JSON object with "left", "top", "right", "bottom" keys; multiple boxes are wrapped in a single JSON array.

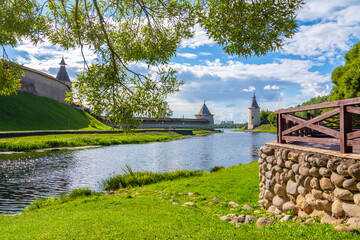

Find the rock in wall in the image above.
[{"left": 258, "top": 142, "right": 360, "bottom": 222}]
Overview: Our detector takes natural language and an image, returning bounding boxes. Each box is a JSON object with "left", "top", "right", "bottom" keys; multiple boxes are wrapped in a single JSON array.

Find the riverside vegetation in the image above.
[
  {"left": 0, "top": 130, "right": 216, "bottom": 152},
  {"left": 0, "top": 162, "right": 358, "bottom": 239}
]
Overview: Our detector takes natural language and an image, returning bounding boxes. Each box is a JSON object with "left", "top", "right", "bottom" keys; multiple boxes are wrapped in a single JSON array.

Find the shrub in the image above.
[{"left": 210, "top": 166, "right": 224, "bottom": 173}]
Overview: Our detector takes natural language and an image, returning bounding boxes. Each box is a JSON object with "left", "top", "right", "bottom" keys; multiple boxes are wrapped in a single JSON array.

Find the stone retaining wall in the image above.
[{"left": 258, "top": 141, "right": 360, "bottom": 224}]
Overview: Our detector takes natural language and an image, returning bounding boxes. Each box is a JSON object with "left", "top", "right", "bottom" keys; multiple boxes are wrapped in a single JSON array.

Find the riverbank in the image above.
[
  {"left": 0, "top": 130, "right": 218, "bottom": 153},
  {"left": 233, "top": 124, "right": 277, "bottom": 133},
  {"left": 0, "top": 162, "right": 356, "bottom": 239}
]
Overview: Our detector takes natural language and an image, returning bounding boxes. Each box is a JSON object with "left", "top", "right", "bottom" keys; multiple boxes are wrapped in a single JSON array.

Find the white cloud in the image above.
[
  {"left": 282, "top": 1, "right": 360, "bottom": 60},
  {"left": 177, "top": 53, "right": 197, "bottom": 59},
  {"left": 180, "top": 24, "right": 216, "bottom": 49},
  {"left": 199, "top": 52, "right": 213, "bottom": 56},
  {"left": 242, "top": 86, "right": 256, "bottom": 92},
  {"left": 264, "top": 85, "right": 280, "bottom": 90}
]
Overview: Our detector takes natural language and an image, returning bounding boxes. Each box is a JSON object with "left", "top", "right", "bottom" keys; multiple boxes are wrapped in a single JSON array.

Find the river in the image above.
[{"left": 0, "top": 130, "right": 276, "bottom": 214}]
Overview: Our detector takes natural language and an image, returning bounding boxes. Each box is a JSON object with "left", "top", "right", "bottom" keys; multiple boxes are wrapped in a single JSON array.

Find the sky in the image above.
[{"left": 5, "top": 0, "right": 360, "bottom": 123}]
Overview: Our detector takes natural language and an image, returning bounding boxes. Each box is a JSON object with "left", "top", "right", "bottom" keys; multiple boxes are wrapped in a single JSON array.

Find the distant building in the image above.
[
  {"left": 226, "top": 121, "right": 234, "bottom": 125},
  {"left": 248, "top": 93, "right": 261, "bottom": 130},
  {"left": 137, "top": 101, "right": 215, "bottom": 130}
]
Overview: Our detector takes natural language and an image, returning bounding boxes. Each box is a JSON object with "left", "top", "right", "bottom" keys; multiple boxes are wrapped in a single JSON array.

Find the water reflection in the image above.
[{"left": 0, "top": 130, "right": 276, "bottom": 214}]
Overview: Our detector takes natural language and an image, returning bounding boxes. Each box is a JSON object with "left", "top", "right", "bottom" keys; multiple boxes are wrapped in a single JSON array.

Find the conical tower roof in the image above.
[
  {"left": 56, "top": 57, "right": 71, "bottom": 82},
  {"left": 198, "top": 101, "right": 212, "bottom": 115},
  {"left": 250, "top": 94, "right": 259, "bottom": 108}
]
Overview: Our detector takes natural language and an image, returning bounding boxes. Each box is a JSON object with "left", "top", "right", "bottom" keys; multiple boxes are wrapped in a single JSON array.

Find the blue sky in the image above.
[{"left": 6, "top": 0, "right": 360, "bottom": 123}]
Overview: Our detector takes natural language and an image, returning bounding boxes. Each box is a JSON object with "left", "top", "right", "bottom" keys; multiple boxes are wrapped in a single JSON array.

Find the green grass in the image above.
[
  {"left": 0, "top": 91, "right": 109, "bottom": 131},
  {"left": 103, "top": 166, "right": 206, "bottom": 190},
  {"left": 233, "top": 124, "right": 277, "bottom": 133},
  {"left": 0, "top": 132, "right": 184, "bottom": 152},
  {"left": 0, "top": 162, "right": 357, "bottom": 239}
]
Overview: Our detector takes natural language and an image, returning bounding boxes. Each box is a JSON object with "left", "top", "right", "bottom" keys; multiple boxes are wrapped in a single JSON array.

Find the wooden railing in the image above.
[{"left": 275, "top": 97, "right": 360, "bottom": 153}]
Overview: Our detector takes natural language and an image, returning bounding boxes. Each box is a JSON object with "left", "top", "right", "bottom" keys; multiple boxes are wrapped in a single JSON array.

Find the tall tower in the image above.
[
  {"left": 195, "top": 101, "right": 215, "bottom": 130},
  {"left": 56, "top": 57, "right": 71, "bottom": 88},
  {"left": 248, "top": 93, "right": 261, "bottom": 130}
]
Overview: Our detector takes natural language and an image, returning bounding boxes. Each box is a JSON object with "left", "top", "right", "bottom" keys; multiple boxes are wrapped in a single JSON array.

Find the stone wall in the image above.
[
  {"left": 258, "top": 141, "right": 360, "bottom": 224},
  {"left": 20, "top": 66, "right": 71, "bottom": 104}
]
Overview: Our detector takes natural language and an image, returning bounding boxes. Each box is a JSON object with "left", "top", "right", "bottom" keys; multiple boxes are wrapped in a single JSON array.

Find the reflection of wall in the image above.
[{"left": 20, "top": 66, "right": 71, "bottom": 104}]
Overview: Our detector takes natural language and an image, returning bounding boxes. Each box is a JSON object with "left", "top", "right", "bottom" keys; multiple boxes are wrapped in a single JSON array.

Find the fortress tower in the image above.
[
  {"left": 56, "top": 57, "right": 71, "bottom": 88},
  {"left": 248, "top": 93, "right": 261, "bottom": 130},
  {"left": 195, "top": 101, "right": 215, "bottom": 130}
]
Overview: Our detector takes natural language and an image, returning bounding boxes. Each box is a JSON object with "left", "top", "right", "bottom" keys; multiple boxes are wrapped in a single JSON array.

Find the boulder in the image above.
[
  {"left": 286, "top": 180, "right": 299, "bottom": 196},
  {"left": 182, "top": 202, "right": 195, "bottom": 207},
  {"left": 337, "top": 164, "right": 350, "bottom": 177},
  {"left": 266, "top": 156, "right": 275, "bottom": 164},
  {"left": 304, "top": 176, "right": 313, "bottom": 191},
  {"left": 309, "top": 167, "right": 321, "bottom": 177},
  {"left": 343, "top": 179, "right": 358, "bottom": 191},
  {"left": 331, "top": 172, "right": 345, "bottom": 187},
  {"left": 260, "top": 146, "right": 274, "bottom": 156},
  {"left": 316, "top": 199, "right": 332, "bottom": 212},
  {"left": 272, "top": 195, "right": 288, "bottom": 209},
  {"left": 288, "top": 170, "right": 296, "bottom": 181},
  {"left": 258, "top": 158, "right": 264, "bottom": 164},
  {"left": 288, "top": 152, "right": 299, "bottom": 162},
  {"left": 282, "top": 150, "right": 289, "bottom": 160},
  {"left": 321, "top": 214, "right": 344, "bottom": 225},
  {"left": 343, "top": 202, "right": 360, "bottom": 218},
  {"left": 283, "top": 201, "right": 299, "bottom": 214},
  {"left": 316, "top": 158, "right": 327, "bottom": 167},
  {"left": 334, "top": 226, "right": 359, "bottom": 234},
  {"left": 332, "top": 199, "right": 344, "bottom": 217},
  {"left": 256, "top": 217, "right": 276, "bottom": 228},
  {"left": 274, "top": 172, "right": 280, "bottom": 183},
  {"left": 347, "top": 217, "right": 360, "bottom": 228},
  {"left": 327, "top": 158, "right": 341, "bottom": 171},
  {"left": 292, "top": 164, "right": 300, "bottom": 174},
  {"left": 298, "top": 185, "right": 307, "bottom": 196},
  {"left": 310, "top": 178, "right": 320, "bottom": 189},
  {"left": 274, "top": 183, "right": 287, "bottom": 197},
  {"left": 229, "top": 202, "right": 240, "bottom": 207},
  {"left": 319, "top": 167, "right": 331, "bottom": 177},
  {"left": 242, "top": 204, "right": 252, "bottom": 210},
  {"left": 320, "top": 177, "right": 335, "bottom": 190},
  {"left": 299, "top": 166, "right": 310, "bottom": 177},
  {"left": 354, "top": 193, "right": 360, "bottom": 205},
  {"left": 285, "top": 161, "right": 293, "bottom": 169},
  {"left": 280, "top": 215, "right": 296, "bottom": 222},
  {"left": 349, "top": 163, "right": 360, "bottom": 181},
  {"left": 244, "top": 215, "right": 258, "bottom": 224},
  {"left": 311, "top": 189, "right": 323, "bottom": 199},
  {"left": 265, "top": 171, "right": 273, "bottom": 180},
  {"left": 220, "top": 216, "right": 232, "bottom": 221},
  {"left": 334, "top": 187, "right": 354, "bottom": 201}
]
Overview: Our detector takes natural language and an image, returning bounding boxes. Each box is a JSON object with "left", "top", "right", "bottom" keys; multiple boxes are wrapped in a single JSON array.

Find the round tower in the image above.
[
  {"left": 248, "top": 93, "right": 261, "bottom": 130},
  {"left": 56, "top": 57, "right": 72, "bottom": 88},
  {"left": 195, "top": 101, "right": 215, "bottom": 130}
]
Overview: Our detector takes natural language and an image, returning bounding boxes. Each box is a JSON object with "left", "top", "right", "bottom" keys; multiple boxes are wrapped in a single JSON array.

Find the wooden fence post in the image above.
[
  {"left": 340, "top": 105, "right": 352, "bottom": 153},
  {"left": 278, "top": 114, "right": 286, "bottom": 143}
]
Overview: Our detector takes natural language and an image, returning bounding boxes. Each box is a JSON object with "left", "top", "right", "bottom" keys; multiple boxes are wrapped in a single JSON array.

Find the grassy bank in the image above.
[
  {"left": 0, "top": 130, "right": 218, "bottom": 152},
  {"left": 234, "top": 124, "right": 277, "bottom": 133},
  {"left": 0, "top": 132, "right": 182, "bottom": 152},
  {"left": 0, "top": 162, "right": 357, "bottom": 239}
]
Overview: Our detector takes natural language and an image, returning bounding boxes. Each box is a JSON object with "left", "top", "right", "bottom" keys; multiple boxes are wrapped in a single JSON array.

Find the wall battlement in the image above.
[{"left": 258, "top": 141, "right": 360, "bottom": 224}]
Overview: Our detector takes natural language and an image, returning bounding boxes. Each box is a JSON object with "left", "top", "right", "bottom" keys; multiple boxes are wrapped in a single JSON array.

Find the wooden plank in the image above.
[
  {"left": 340, "top": 105, "right": 353, "bottom": 153},
  {"left": 283, "top": 136, "right": 340, "bottom": 145},
  {"left": 347, "top": 106, "right": 360, "bottom": 115},
  {"left": 275, "top": 97, "right": 360, "bottom": 114},
  {"left": 281, "top": 109, "right": 340, "bottom": 138},
  {"left": 347, "top": 130, "right": 360, "bottom": 140},
  {"left": 347, "top": 139, "right": 360, "bottom": 146}
]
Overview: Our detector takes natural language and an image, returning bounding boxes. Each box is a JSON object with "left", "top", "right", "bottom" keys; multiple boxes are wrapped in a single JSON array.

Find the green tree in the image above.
[
  {"left": 1, "top": 0, "right": 303, "bottom": 129},
  {"left": 260, "top": 110, "right": 270, "bottom": 124},
  {"left": 330, "top": 41, "right": 360, "bottom": 101},
  {"left": 268, "top": 111, "right": 277, "bottom": 127}
]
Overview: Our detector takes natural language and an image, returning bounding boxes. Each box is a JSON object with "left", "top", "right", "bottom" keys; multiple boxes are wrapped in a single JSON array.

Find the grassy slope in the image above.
[
  {"left": 233, "top": 124, "right": 277, "bottom": 133},
  {"left": 0, "top": 162, "right": 357, "bottom": 239},
  {"left": 0, "top": 92, "right": 108, "bottom": 131}
]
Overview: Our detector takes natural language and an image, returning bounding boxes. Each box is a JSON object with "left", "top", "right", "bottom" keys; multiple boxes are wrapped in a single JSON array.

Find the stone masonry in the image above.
[{"left": 258, "top": 141, "right": 360, "bottom": 223}]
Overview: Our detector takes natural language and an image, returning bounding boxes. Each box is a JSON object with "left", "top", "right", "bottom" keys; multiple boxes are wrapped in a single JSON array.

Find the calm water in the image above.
[{"left": 0, "top": 130, "right": 275, "bottom": 214}]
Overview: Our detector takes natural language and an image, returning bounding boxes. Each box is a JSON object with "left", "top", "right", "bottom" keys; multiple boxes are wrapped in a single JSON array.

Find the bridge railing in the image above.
[{"left": 275, "top": 97, "right": 360, "bottom": 153}]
